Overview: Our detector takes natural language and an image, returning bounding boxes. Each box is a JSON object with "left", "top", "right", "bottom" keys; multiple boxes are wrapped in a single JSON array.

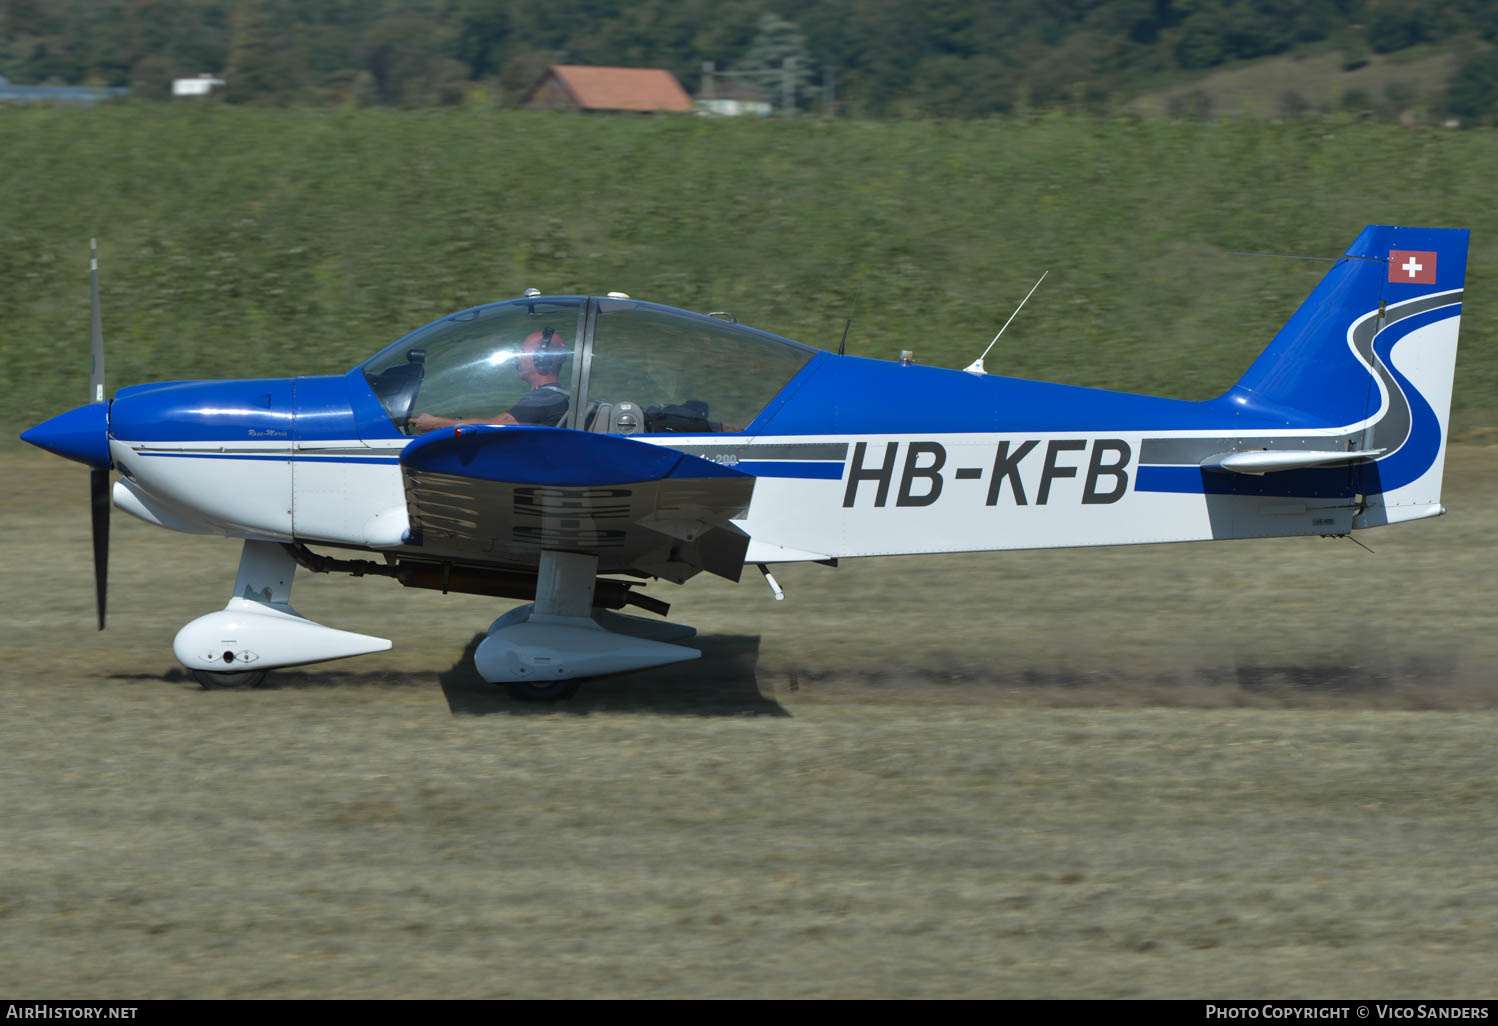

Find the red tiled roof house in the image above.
[{"left": 522, "top": 65, "right": 694, "bottom": 113}]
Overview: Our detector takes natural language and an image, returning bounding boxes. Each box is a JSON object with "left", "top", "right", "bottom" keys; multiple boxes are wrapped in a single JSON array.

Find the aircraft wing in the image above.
[{"left": 399, "top": 426, "right": 755, "bottom": 583}]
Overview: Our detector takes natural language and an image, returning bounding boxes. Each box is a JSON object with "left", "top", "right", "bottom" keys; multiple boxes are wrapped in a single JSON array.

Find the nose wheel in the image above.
[
  {"left": 192, "top": 668, "right": 269, "bottom": 690},
  {"left": 504, "top": 680, "right": 583, "bottom": 702}
]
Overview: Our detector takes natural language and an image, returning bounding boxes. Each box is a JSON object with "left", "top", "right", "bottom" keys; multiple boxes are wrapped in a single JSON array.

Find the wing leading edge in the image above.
[{"left": 399, "top": 425, "right": 755, "bottom": 582}]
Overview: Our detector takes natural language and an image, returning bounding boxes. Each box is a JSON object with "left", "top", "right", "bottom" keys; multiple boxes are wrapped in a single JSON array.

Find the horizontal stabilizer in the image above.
[
  {"left": 474, "top": 604, "right": 700, "bottom": 682},
  {"left": 1202, "top": 448, "right": 1386, "bottom": 475}
]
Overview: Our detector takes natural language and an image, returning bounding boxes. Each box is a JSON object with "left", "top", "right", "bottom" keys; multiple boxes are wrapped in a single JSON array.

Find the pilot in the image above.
[{"left": 409, "top": 328, "right": 569, "bottom": 432}]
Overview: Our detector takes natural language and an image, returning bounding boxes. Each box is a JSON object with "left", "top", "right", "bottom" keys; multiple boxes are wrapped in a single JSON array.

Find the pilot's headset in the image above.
[{"left": 527, "top": 327, "right": 567, "bottom": 377}]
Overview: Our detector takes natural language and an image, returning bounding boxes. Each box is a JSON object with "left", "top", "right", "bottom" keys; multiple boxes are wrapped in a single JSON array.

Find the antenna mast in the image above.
[{"left": 964, "top": 270, "right": 1047, "bottom": 376}]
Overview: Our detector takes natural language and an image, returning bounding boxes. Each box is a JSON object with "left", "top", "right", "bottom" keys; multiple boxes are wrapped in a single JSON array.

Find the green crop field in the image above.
[
  {"left": 5, "top": 107, "right": 1498, "bottom": 998},
  {"left": 4, "top": 106, "right": 1498, "bottom": 443}
]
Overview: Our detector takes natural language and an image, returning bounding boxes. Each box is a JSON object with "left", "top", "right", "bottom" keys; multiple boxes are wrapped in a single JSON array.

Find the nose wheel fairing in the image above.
[{"left": 173, "top": 541, "right": 391, "bottom": 680}]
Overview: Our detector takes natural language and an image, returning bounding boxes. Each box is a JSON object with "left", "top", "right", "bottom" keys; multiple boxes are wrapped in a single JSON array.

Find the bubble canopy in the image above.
[{"left": 360, "top": 296, "right": 816, "bottom": 435}]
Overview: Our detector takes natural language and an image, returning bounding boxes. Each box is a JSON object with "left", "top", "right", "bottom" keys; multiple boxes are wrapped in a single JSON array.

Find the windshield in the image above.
[
  {"left": 361, "top": 298, "right": 584, "bottom": 433},
  {"left": 583, "top": 300, "right": 814, "bottom": 434}
]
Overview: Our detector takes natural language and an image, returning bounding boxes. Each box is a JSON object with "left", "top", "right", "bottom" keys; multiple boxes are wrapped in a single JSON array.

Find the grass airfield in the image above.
[{"left": 2, "top": 445, "right": 1497, "bottom": 998}]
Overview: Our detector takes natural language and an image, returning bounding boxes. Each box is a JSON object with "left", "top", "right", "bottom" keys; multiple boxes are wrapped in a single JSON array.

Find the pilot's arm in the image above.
[
  {"left": 410, "top": 387, "right": 568, "bottom": 433},
  {"left": 409, "top": 411, "right": 518, "bottom": 432}
]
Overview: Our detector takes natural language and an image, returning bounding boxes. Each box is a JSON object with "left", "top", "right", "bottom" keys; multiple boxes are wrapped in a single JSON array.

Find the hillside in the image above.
[{"left": 1135, "top": 45, "right": 1472, "bottom": 120}]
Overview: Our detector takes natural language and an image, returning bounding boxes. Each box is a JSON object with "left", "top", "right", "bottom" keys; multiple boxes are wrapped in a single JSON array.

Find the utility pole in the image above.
[
  {"left": 782, "top": 56, "right": 795, "bottom": 117},
  {"left": 701, "top": 60, "right": 715, "bottom": 100}
]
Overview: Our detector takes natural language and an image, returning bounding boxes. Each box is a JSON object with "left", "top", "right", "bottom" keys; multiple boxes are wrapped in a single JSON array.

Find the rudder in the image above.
[{"left": 1226, "top": 225, "right": 1467, "bottom": 525}]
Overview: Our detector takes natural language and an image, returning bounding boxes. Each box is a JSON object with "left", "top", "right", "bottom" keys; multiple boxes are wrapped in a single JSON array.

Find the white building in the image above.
[
  {"left": 695, "top": 78, "right": 773, "bottom": 117},
  {"left": 172, "top": 75, "right": 225, "bottom": 98}
]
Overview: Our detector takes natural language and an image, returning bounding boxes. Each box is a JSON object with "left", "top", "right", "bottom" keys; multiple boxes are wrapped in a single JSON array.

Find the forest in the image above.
[{"left": 4, "top": 0, "right": 1498, "bottom": 120}]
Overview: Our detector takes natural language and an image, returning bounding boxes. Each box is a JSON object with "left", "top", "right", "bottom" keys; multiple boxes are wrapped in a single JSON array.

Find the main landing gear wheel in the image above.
[
  {"left": 192, "top": 668, "right": 269, "bottom": 690},
  {"left": 504, "top": 680, "right": 583, "bottom": 702}
]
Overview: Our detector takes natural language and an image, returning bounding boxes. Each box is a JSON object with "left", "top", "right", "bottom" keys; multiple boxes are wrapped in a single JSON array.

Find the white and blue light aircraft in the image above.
[{"left": 22, "top": 225, "right": 1467, "bottom": 699}]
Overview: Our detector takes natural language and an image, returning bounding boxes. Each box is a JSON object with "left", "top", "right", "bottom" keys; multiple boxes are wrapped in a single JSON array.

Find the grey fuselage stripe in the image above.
[
  {"left": 1138, "top": 290, "right": 1460, "bottom": 466},
  {"left": 665, "top": 442, "right": 850, "bottom": 461},
  {"left": 134, "top": 441, "right": 852, "bottom": 461},
  {"left": 133, "top": 445, "right": 388, "bottom": 457}
]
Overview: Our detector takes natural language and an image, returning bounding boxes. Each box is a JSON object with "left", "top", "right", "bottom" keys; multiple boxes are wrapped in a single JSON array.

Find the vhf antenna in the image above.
[
  {"left": 964, "top": 270, "right": 1047, "bottom": 376},
  {"left": 839, "top": 276, "right": 865, "bottom": 357}
]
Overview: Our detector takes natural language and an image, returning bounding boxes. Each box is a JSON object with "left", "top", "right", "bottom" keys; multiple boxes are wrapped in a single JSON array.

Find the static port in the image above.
[{"left": 223, "top": 650, "right": 235, "bottom": 663}]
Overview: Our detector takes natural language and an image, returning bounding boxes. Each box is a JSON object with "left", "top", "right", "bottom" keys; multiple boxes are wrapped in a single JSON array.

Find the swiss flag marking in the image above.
[{"left": 1389, "top": 249, "right": 1437, "bottom": 284}]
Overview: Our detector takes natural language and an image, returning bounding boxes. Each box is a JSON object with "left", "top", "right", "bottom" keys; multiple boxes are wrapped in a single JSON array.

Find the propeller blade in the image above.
[
  {"left": 85, "top": 240, "right": 110, "bottom": 629},
  {"left": 90, "top": 468, "right": 110, "bottom": 630},
  {"left": 89, "top": 238, "right": 105, "bottom": 404}
]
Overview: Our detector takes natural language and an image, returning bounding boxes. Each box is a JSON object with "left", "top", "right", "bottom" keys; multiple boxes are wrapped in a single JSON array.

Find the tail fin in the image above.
[{"left": 1226, "top": 226, "right": 1467, "bottom": 525}]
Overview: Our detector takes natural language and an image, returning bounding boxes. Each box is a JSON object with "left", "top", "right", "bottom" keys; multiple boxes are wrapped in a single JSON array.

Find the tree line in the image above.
[{"left": 3, "top": 0, "right": 1498, "bottom": 120}]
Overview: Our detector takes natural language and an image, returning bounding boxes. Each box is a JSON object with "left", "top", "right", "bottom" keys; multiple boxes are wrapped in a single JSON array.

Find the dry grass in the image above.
[{"left": 2, "top": 446, "right": 1497, "bottom": 997}]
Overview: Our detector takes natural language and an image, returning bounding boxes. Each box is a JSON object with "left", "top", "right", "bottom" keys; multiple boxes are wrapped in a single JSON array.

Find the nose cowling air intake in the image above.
[{"left": 20, "top": 402, "right": 111, "bottom": 469}]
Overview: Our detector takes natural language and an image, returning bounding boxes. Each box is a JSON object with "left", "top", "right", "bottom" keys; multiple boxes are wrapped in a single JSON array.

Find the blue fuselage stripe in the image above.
[
  {"left": 738, "top": 460, "right": 845, "bottom": 479},
  {"left": 1135, "top": 465, "right": 1206, "bottom": 493}
]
